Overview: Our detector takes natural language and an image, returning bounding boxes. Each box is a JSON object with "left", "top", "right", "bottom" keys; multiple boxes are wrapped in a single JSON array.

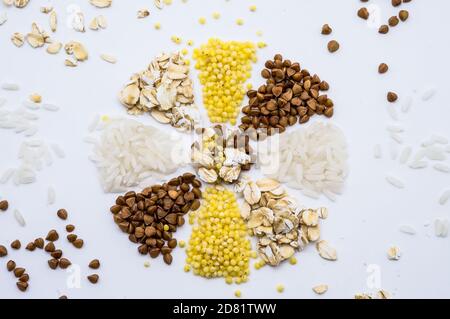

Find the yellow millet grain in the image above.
[
  {"left": 193, "top": 38, "right": 257, "bottom": 124},
  {"left": 185, "top": 187, "right": 251, "bottom": 284},
  {"left": 276, "top": 284, "right": 285, "bottom": 293}
]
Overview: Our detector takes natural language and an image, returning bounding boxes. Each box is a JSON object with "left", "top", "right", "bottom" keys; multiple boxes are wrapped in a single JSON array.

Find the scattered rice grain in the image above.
[
  {"left": 14, "top": 209, "right": 26, "bottom": 227},
  {"left": 433, "top": 163, "right": 450, "bottom": 173},
  {"left": 421, "top": 88, "right": 436, "bottom": 101},
  {"left": 438, "top": 189, "right": 450, "bottom": 205},
  {"left": 386, "top": 174, "right": 405, "bottom": 189}
]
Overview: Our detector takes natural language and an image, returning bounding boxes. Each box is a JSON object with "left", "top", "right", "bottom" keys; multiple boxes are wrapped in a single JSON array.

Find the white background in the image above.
[{"left": 0, "top": 0, "right": 449, "bottom": 299}]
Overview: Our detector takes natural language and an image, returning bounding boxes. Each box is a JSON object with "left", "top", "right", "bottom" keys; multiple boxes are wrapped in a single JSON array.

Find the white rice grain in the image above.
[
  {"left": 389, "top": 142, "right": 399, "bottom": 160},
  {"left": 386, "top": 174, "right": 405, "bottom": 189},
  {"left": 431, "top": 134, "right": 448, "bottom": 145},
  {"left": 14, "top": 209, "right": 26, "bottom": 227},
  {"left": 22, "top": 100, "right": 40, "bottom": 110},
  {"left": 47, "top": 186, "right": 56, "bottom": 205},
  {"left": 422, "top": 139, "right": 435, "bottom": 147},
  {"left": 43, "top": 103, "right": 59, "bottom": 112},
  {"left": 51, "top": 144, "right": 65, "bottom": 158},
  {"left": 413, "top": 149, "right": 427, "bottom": 162},
  {"left": 421, "top": 87, "right": 436, "bottom": 101},
  {"left": 439, "top": 189, "right": 450, "bottom": 205},
  {"left": 386, "top": 105, "right": 398, "bottom": 121},
  {"left": 0, "top": 12, "right": 7, "bottom": 25},
  {"left": 401, "top": 95, "right": 413, "bottom": 113},
  {"left": 399, "top": 224, "right": 416, "bottom": 235},
  {"left": 0, "top": 168, "right": 15, "bottom": 184},
  {"left": 386, "top": 124, "right": 404, "bottom": 133},
  {"left": 24, "top": 126, "right": 38, "bottom": 137},
  {"left": 390, "top": 132, "right": 403, "bottom": 145},
  {"left": 1, "top": 83, "right": 20, "bottom": 91},
  {"left": 88, "top": 114, "right": 100, "bottom": 132},
  {"left": 373, "top": 144, "right": 382, "bottom": 159},
  {"left": 433, "top": 163, "right": 450, "bottom": 173},
  {"left": 409, "top": 161, "right": 428, "bottom": 169},
  {"left": 425, "top": 146, "right": 446, "bottom": 161},
  {"left": 399, "top": 146, "right": 412, "bottom": 164},
  {"left": 0, "top": 97, "right": 6, "bottom": 107}
]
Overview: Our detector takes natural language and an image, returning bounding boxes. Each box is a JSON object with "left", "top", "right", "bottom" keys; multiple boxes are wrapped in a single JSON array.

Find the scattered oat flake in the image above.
[
  {"left": 40, "top": 6, "right": 53, "bottom": 14},
  {"left": 46, "top": 42, "right": 62, "bottom": 54},
  {"left": 312, "top": 285, "right": 328, "bottom": 295},
  {"left": 89, "top": 17, "right": 99, "bottom": 30},
  {"left": 137, "top": 9, "right": 150, "bottom": 19},
  {"left": 316, "top": 240, "right": 337, "bottom": 261},
  {"left": 11, "top": 32, "right": 24, "bottom": 47},
  {"left": 49, "top": 10, "right": 57, "bottom": 32},
  {"left": 154, "top": 0, "right": 163, "bottom": 9},
  {"left": 89, "top": 0, "right": 112, "bottom": 8},
  {"left": 100, "top": 54, "right": 117, "bottom": 64},
  {"left": 387, "top": 246, "right": 401, "bottom": 260},
  {"left": 97, "top": 15, "right": 107, "bottom": 29}
]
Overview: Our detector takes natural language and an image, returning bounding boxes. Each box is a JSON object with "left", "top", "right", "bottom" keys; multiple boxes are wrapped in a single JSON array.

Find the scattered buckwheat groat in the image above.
[
  {"left": 399, "top": 10, "right": 409, "bottom": 21},
  {"left": 379, "top": 25, "right": 389, "bottom": 34},
  {"left": 378, "top": 63, "right": 389, "bottom": 74},
  {"left": 357, "top": 7, "right": 369, "bottom": 20},
  {"left": 387, "top": 91, "right": 398, "bottom": 102},
  {"left": 327, "top": 40, "right": 340, "bottom": 53},
  {"left": 0, "top": 200, "right": 8, "bottom": 211},
  {"left": 321, "top": 24, "right": 332, "bottom": 35}
]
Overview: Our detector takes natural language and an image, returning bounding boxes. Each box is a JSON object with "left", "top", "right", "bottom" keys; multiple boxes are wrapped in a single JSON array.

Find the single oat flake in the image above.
[
  {"left": 137, "top": 9, "right": 150, "bottom": 19},
  {"left": 11, "top": 32, "right": 24, "bottom": 47},
  {"left": 387, "top": 246, "right": 401, "bottom": 260},
  {"left": 316, "top": 240, "right": 337, "bottom": 261},
  {"left": 49, "top": 10, "right": 57, "bottom": 32},
  {"left": 312, "top": 285, "right": 328, "bottom": 295},
  {"left": 100, "top": 54, "right": 116, "bottom": 64},
  {"left": 14, "top": 0, "right": 29, "bottom": 8},
  {"left": 40, "top": 6, "right": 53, "bottom": 14},
  {"left": 89, "top": 0, "right": 112, "bottom": 8},
  {"left": 46, "top": 42, "right": 62, "bottom": 54}
]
